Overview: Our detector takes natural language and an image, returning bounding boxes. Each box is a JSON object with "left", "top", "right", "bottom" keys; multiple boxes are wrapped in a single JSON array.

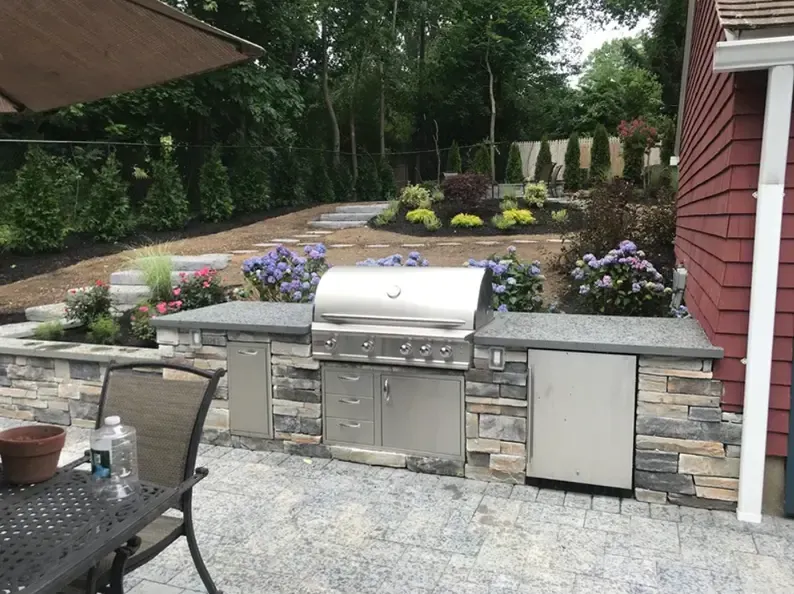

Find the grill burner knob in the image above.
[
  {"left": 324, "top": 338, "right": 337, "bottom": 350},
  {"left": 362, "top": 340, "right": 375, "bottom": 353},
  {"left": 439, "top": 345, "right": 453, "bottom": 359},
  {"left": 419, "top": 344, "right": 432, "bottom": 357},
  {"left": 399, "top": 343, "right": 413, "bottom": 356}
]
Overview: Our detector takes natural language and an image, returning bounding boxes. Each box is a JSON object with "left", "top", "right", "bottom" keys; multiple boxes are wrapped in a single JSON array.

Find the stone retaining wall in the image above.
[{"left": 634, "top": 356, "right": 740, "bottom": 510}]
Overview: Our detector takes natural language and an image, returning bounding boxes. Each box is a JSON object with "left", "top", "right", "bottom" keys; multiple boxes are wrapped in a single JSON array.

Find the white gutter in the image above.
[{"left": 712, "top": 37, "right": 794, "bottom": 523}]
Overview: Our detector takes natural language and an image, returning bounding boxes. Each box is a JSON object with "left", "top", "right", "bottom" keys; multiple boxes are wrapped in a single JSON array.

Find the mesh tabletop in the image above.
[{"left": 0, "top": 461, "right": 180, "bottom": 594}]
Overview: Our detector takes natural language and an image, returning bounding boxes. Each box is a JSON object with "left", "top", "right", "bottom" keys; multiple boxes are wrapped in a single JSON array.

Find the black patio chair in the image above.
[
  {"left": 534, "top": 162, "right": 553, "bottom": 184},
  {"left": 67, "top": 362, "right": 225, "bottom": 594},
  {"left": 550, "top": 164, "right": 564, "bottom": 197}
]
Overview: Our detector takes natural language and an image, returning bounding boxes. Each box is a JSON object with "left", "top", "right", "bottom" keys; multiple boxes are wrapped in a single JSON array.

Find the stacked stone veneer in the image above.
[
  {"left": 464, "top": 346, "right": 529, "bottom": 483},
  {"left": 634, "top": 355, "right": 741, "bottom": 510}
]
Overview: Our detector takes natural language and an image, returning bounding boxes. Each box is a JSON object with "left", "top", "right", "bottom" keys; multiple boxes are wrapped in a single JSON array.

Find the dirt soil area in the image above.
[{"left": 0, "top": 204, "right": 565, "bottom": 318}]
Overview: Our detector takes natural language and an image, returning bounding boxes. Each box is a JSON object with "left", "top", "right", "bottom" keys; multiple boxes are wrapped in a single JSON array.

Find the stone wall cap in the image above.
[
  {"left": 151, "top": 301, "right": 313, "bottom": 335},
  {"left": 0, "top": 337, "right": 161, "bottom": 363},
  {"left": 474, "top": 313, "right": 723, "bottom": 359}
]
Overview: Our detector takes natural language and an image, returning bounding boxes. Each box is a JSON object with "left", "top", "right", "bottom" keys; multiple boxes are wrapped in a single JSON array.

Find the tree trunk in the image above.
[
  {"left": 321, "top": 19, "right": 340, "bottom": 167},
  {"left": 350, "top": 64, "right": 361, "bottom": 188},
  {"left": 486, "top": 44, "right": 496, "bottom": 183},
  {"left": 433, "top": 119, "right": 441, "bottom": 184},
  {"left": 414, "top": 7, "right": 426, "bottom": 182},
  {"left": 379, "top": 0, "right": 399, "bottom": 158}
]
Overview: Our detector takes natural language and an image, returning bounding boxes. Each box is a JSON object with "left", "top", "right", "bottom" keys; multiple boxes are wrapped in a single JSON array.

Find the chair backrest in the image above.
[
  {"left": 550, "top": 163, "right": 563, "bottom": 184},
  {"left": 535, "top": 162, "right": 553, "bottom": 184},
  {"left": 96, "top": 362, "right": 224, "bottom": 490}
]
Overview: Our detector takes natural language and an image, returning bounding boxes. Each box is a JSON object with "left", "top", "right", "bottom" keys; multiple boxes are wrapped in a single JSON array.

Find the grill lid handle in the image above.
[{"left": 321, "top": 313, "right": 466, "bottom": 328}]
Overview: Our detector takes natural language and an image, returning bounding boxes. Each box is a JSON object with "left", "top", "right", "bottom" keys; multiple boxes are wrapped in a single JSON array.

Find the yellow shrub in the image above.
[
  {"left": 406, "top": 208, "right": 436, "bottom": 224},
  {"left": 451, "top": 213, "right": 484, "bottom": 228},
  {"left": 423, "top": 213, "right": 442, "bottom": 231},
  {"left": 503, "top": 209, "right": 536, "bottom": 225}
]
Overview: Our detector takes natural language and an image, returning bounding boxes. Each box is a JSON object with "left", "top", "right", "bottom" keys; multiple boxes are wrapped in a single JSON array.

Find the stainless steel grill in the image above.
[{"left": 311, "top": 266, "right": 493, "bottom": 370}]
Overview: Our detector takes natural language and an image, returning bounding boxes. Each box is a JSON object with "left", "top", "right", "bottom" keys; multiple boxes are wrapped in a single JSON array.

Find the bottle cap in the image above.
[{"left": 105, "top": 415, "right": 121, "bottom": 426}]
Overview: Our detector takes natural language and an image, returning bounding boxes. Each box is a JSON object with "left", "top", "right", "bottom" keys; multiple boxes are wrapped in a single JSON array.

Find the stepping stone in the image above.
[
  {"left": 436, "top": 242, "right": 461, "bottom": 246},
  {"left": 0, "top": 321, "right": 42, "bottom": 338},
  {"left": 269, "top": 238, "right": 299, "bottom": 244},
  {"left": 512, "top": 240, "right": 538, "bottom": 244},
  {"left": 547, "top": 239, "right": 564, "bottom": 243},
  {"left": 294, "top": 234, "right": 324, "bottom": 239},
  {"left": 401, "top": 243, "right": 426, "bottom": 248},
  {"left": 329, "top": 244, "right": 354, "bottom": 248},
  {"left": 320, "top": 212, "right": 375, "bottom": 222},
  {"left": 335, "top": 203, "right": 389, "bottom": 213},
  {"left": 170, "top": 254, "right": 231, "bottom": 271},
  {"left": 365, "top": 244, "right": 391, "bottom": 248},
  {"left": 230, "top": 250, "right": 257, "bottom": 255},
  {"left": 109, "top": 285, "right": 150, "bottom": 305},
  {"left": 254, "top": 243, "right": 280, "bottom": 248},
  {"left": 305, "top": 230, "right": 332, "bottom": 235},
  {"left": 308, "top": 221, "right": 367, "bottom": 230},
  {"left": 25, "top": 303, "right": 68, "bottom": 322},
  {"left": 475, "top": 241, "right": 499, "bottom": 246}
]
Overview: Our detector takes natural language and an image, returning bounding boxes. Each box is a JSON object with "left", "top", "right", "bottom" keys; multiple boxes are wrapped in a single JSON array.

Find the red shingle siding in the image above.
[{"left": 676, "top": 0, "right": 794, "bottom": 456}]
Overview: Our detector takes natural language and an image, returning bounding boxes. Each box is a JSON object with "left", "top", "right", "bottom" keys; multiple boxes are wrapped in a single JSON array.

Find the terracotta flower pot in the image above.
[{"left": 0, "top": 425, "right": 66, "bottom": 484}]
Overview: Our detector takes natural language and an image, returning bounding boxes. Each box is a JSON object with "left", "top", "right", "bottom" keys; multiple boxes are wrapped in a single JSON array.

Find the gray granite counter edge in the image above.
[
  {"left": 0, "top": 338, "right": 161, "bottom": 364},
  {"left": 473, "top": 334, "right": 723, "bottom": 359},
  {"left": 151, "top": 317, "right": 310, "bottom": 335}
]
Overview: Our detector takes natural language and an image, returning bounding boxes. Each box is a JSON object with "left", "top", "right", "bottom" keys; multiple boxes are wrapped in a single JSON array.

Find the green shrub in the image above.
[
  {"left": 83, "top": 152, "right": 132, "bottom": 242},
  {"left": 199, "top": 146, "right": 233, "bottom": 222},
  {"left": 355, "top": 157, "right": 381, "bottom": 202},
  {"left": 373, "top": 200, "right": 399, "bottom": 226},
  {"left": 306, "top": 152, "right": 335, "bottom": 204},
  {"left": 441, "top": 174, "right": 490, "bottom": 209},
  {"left": 332, "top": 162, "right": 353, "bottom": 202},
  {"left": 270, "top": 149, "right": 305, "bottom": 207},
  {"left": 130, "top": 303, "right": 156, "bottom": 342},
  {"left": 33, "top": 321, "right": 65, "bottom": 341},
  {"left": 399, "top": 185, "right": 432, "bottom": 209},
  {"left": 534, "top": 134, "right": 552, "bottom": 181},
  {"left": 174, "top": 268, "right": 225, "bottom": 310},
  {"left": 8, "top": 146, "right": 77, "bottom": 252},
  {"left": 0, "top": 224, "right": 12, "bottom": 252},
  {"left": 505, "top": 143, "right": 524, "bottom": 183},
  {"left": 500, "top": 197, "right": 518, "bottom": 211},
  {"left": 140, "top": 137, "right": 189, "bottom": 231},
  {"left": 423, "top": 213, "right": 442, "bottom": 231},
  {"left": 590, "top": 124, "right": 611, "bottom": 184},
  {"left": 229, "top": 146, "right": 270, "bottom": 213},
  {"left": 470, "top": 143, "right": 491, "bottom": 177},
  {"left": 127, "top": 244, "right": 173, "bottom": 303},
  {"left": 502, "top": 209, "right": 536, "bottom": 225},
  {"left": 66, "top": 281, "right": 112, "bottom": 326},
  {"left": 551, "top": 209, "right": 569, "bottom": 225},
  {"left": 491, "top": 213, "right": 516, "bottom": 230},
  {"left": 447, "top": 141, "right": 462, "bottom": 173},
  {"left": 564, "top": 133, "right": 582, "bottom": 192},
  {"left": 451, "top": 213, "right": 484, "bottom": 228},
  {"left": 431, "top": 189, "right": 444, "bottom": 203},
  {"left": 87, "top": 315, "right": 121, "bottom": 345},
  {"left": 379, "top": 158, "right": 397, "bottom": 201},
  {"left": 523, "top": 182, "right": 547, "bottom": 208},
  {"left": 406, "top": 208, "right": 436, "bottom": 224}
]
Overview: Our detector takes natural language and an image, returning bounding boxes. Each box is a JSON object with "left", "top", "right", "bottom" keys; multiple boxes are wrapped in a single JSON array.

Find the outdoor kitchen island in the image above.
[{"left": 152, "top": 281, "right": 737, "bottom": 510}]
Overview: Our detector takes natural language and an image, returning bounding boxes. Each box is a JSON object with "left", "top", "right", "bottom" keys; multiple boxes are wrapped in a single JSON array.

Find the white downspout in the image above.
[{"left": 737, "top": 64, "right": 794, "bottom": 523}]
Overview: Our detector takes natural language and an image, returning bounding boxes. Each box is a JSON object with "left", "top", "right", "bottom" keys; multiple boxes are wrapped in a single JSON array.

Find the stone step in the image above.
[
  {"left": 334, "top": 203, "right": 389, "bottom": 214},
  {"left": 319, "top": 212, "right": 377, "bottom": 222},
  {"left": 109, "top": 285, "right": 150, "bottom": 305},
  {"left": 110, "top": 270, "right": 195, "bottom": 286},
  {"left": 0, "top": 318, "right": 81, "bottom": 339},
  {"left": 170, "top": 254, "right": 231, "bottom": 271},
  {"left": 307, "top": 220, "right": 368, "bottom": 230},
  {"left": 25, "top": 303, "right": 68, "bottom": 322}
]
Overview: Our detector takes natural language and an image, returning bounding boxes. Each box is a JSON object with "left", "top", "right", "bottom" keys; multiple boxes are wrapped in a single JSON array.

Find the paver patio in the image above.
[{"left": 10, "top": 421, "right": 794, "bottom": 593}]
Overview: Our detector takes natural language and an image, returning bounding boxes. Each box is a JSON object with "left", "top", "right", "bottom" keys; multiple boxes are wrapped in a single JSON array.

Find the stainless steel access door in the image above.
[
  {"left": 227, "top": 342, "right": 272, "bottom": 438},
  {"left": 526, "top": 350, "right": 636, "bottom": 489},
  {"left": 380, "top": 372, "right": 463, "bottom": 458}
]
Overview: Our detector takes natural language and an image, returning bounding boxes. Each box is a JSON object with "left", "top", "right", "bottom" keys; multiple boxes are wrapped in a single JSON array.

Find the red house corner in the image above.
[{"left": 675, "top": 0, "right": 794, "bottom": 521}]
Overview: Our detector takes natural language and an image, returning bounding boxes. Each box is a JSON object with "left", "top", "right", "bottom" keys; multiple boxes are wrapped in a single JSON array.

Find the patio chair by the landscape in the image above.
[
  {"left": 550, "top": 164, "right": 564, "bottom": 198},
  {"left": 534, "top": 162, "right": 553, "bottom": 185},
  {"left": 68, "top": 362, "right": 225, "bottom": 594}
]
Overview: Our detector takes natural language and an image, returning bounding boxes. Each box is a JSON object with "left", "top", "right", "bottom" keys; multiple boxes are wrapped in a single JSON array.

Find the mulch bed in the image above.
[
  {"left": 0, "top": 204, "right": 315, "bottom": 287},
  {"left": 373, "top": 199, "right": 584, "bottom": 237}
]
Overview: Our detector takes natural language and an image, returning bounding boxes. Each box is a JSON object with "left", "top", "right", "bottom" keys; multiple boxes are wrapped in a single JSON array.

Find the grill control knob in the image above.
[
  {"left": 362, "top": 340, "right": 375, "bottom": 353},
  {"left": 439, "top": 345, "right": 453, "bottom": 360},
  {"left": 419, "top": 344, "right": 432, "bottom": 357},
  {"left": 399, "top": 343, "right": 413, "bottom": 356},
  {"left": 324, "top": 338, "right": 337, "bottom": 350}
]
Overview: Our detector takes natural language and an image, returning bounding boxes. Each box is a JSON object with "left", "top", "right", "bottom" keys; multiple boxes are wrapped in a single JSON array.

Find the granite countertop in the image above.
[
  {"left": 474, "top": 313, "right": 723, "bottom": 359},
  {"left": 151, "top": 301, "right": 312, "bottom": 335}
]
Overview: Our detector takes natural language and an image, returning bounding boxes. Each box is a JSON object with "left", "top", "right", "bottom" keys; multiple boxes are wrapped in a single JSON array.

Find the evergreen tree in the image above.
[
  {"left": 355, "top": 156, "right": 382, "bottom": 201},
  {"left": 84, "top": 152, "right": 132, "bottom": 242},
  {"left": 505, "top": 143, "right": 524, "bottom": 183},
  {"left": 140, "top": 139, "right": 190, "bottom": 231},
  {"left": 590, "top": 125, "right": 612, "bottom": 184},
  {"left": 199, "top": 145, "right": 234, "bottom": 222},
  {"left": 332, "top": 161, "right": 353, "bottom": 203},
  {"left": 229, "top": 145, "right": 269, "bottom": 213},
  {"left": 306, "top": 152, "right": 335, "bottom": 204},
  {"left": 447, "top": 140, "right": 462, "bottom": 173},
  {"left": 471, "top": 143, "right": 491, "bottom": 176},
  {"left": 379, "top": 157, "right": 397, "bottom": 200},
  {"left": 270, "top": 148, "right": 305, "bottom": 207},
  {"left": 534, "top": 134, "right": 552, "bottom": 181},
  {"left": 564, "top": 133, "right": 582, "bottom": 192}
]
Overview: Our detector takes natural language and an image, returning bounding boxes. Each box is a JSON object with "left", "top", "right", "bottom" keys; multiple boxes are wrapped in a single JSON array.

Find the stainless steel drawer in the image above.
[
  {"left": 325, "top": 394, "right": 374, "bottom": 421},
  {"left": 324, "top": 369, "right": 374, "bottom": 399},
  {"left": 326, "top": 417, "right": 375, "bottom": 445}
]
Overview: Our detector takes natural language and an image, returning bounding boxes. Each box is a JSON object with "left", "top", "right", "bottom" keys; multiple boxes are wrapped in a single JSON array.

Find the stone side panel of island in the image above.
[
  {"left": 634, "top": 356, "right": 741, "bottom": 510},
  {"left": 463, "top": 346, "right": 529, "bottom": 483}
]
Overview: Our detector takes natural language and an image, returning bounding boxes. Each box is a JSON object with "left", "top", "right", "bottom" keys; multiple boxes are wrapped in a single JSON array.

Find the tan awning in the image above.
[{"left": 0, "top": 0, "right": 264, "bottom": 113}]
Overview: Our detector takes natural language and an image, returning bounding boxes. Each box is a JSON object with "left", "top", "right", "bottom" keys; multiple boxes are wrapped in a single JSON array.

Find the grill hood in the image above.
[{"left": 313, "top": 266, "right": 494, "bottom": 331}]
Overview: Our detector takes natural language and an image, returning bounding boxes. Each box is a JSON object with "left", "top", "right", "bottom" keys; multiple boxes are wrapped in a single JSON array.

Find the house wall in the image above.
[{"left": 676, "top": 0, "right": 794, "bottom": 456}]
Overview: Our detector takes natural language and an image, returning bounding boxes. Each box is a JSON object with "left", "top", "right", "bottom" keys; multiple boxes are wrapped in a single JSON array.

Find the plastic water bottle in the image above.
[{"left": 90, "top": 415, "right": 139, "bottom": 499}]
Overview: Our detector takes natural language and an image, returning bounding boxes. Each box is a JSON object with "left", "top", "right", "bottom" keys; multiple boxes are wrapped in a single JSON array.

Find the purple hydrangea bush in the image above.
[
  {"left": 356, "top": 251, "right": 430, "bottom": 267},
  {"left": 571, "top": 240, "right": 673, "bottom": 316},
  {"left": 242, "top": 244, "right": 329, "bottom": 303},
  {"left": 466, "top": 246, "right": 544, "bottom": 312}
]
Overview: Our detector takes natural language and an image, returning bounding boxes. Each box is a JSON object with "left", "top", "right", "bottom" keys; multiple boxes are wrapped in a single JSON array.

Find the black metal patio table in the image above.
[{"left": 0, "top": 456, "right": 204, "bottom": 594}]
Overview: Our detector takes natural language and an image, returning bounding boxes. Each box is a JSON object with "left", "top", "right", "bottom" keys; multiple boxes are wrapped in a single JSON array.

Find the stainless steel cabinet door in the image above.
[
  {"left": 527, "top": 350, "right": 636, "bottom": 489},
  {"left": 381, "top": 373, "right": 463, "bottom": 457},
  {"left": 227, "top": 342, "right": 271, "bottom": 438}
]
